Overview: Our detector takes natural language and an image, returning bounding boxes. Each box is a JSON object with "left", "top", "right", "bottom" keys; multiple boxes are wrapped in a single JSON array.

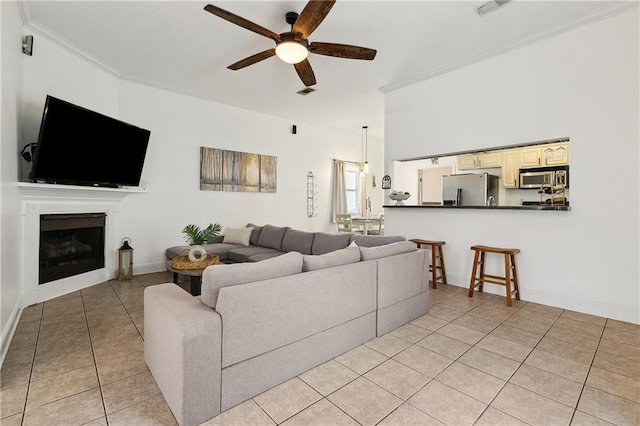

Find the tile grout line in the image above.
[
  {"left": 364, "top": 288, "right": 530, "bottom": 424},
  {"left": 80, "top": 287, "right": 110, "bottom": 425},
  {"left": 480, "top": 306, "right": 571, "bottom": 425},
  {"left": 18, "top": 303, "right": 44, "bottom": 426},
  {"left": 432, "top": 292, "right": 530, "bottom": 424},
  {"left": 566, "top": 316, "right": 605, "bottom": 425}
]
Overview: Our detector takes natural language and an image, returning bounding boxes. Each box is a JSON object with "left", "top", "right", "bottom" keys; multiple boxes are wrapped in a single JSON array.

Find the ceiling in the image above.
[{"left": 20, "top": 1, "right": 634, "bottom": 138}]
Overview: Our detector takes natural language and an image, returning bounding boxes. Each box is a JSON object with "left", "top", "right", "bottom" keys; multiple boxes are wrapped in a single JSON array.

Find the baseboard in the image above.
[
  {"left": 445, "top": 280, "right": 639, "bottom": 325},
  {"left": 133, "top": 261, "right": 166, "bottom": 276},
  {"left": 0, "top": 297, "right": 23, "bottom": 368}
]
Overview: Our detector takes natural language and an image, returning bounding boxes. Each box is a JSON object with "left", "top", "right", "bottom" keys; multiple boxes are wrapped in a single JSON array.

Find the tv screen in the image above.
[{"left": 30, "top": 95, "right": 151, "bottom": 188}]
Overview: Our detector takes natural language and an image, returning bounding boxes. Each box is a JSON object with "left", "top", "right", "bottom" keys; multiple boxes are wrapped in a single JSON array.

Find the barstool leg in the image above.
[
  {"left": 478, "top": 251, "right": 486, "bottom": 293},
  {"left": 468, "top": 249, "right": 480, "bottom": 298},
  {"left": 511, "top": 253, "right": 520, "bottom": 301},
  {"left": 430, "top": 246, "right": 438, "bottom": 289},
  {"left": 438, "top": 245, "right": 448, "bottom": 285},
  {"left": 504, "top": 253, "right": 512, "bottom": 307}
]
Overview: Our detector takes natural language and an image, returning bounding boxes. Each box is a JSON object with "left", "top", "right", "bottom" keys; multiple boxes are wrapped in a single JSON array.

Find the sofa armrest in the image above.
[
  {"left": 376, "top": 249, "right": 428, "bottom": 308},
  {"left": 144, "top": 284, "right": 222, "bottom": 426}
]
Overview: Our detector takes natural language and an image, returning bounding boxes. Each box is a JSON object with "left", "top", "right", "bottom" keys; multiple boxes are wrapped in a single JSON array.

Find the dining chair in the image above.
[
  {"left": 367, "top": 214, "right": 384, "bottom": 235},
  {"left": 336, "top": 214, "right": 355, "bottom": 233}
]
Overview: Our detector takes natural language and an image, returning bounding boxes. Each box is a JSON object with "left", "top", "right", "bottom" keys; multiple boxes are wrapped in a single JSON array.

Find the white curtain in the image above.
[{"left": 331, "top": 160, "right": 347, "bottom": 223}]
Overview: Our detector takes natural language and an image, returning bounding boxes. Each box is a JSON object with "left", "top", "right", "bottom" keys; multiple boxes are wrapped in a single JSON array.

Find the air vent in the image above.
[
  {"left": 475, "top": 0, "right": 511, "bottom": 16},
  {"left": 297, "top": 87, "right": 316, "bottom": 96}
]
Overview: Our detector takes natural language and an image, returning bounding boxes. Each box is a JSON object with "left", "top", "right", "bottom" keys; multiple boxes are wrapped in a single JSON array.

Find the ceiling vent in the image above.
[
  {"left": 475, "top": 0, "right": 511, "bottom": 16},
  {"left": 297, "top": 87, "right": 316, "bottom": 96}
]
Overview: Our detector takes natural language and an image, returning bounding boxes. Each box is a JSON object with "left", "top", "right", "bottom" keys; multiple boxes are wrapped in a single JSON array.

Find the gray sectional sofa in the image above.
[
  {"left": 165, "top": 223, "right": 406, "bottom": 263},
  {"left": 149, "top": 225, "right": 430, "bottom": 426}
]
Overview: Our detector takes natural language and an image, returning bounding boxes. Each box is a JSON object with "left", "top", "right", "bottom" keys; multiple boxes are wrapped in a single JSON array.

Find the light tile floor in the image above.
[{"left": 1, "top": 273, "right": 639, "bottom": 425}]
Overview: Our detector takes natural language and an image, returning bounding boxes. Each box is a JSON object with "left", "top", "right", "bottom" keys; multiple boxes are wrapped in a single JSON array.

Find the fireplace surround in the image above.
[{"left": 19, "top": 182, "right": 146, "bottom": 304}]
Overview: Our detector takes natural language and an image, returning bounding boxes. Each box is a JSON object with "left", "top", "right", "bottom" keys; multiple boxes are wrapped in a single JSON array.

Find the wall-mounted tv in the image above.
[{"left": 30, "top": 95, "right": 151, "bottom": 188}]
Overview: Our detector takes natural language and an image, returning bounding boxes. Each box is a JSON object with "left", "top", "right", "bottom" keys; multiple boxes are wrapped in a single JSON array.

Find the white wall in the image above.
[
  {"left": 114, "top": 80, "right": 369, "bottom": 273},
  {"left": 7, "top": 14, "right": 384, "bottom": 302},
  {"left": 1, "top": 1, "right": 26, "bottom": 362},
  {"left": 384, "top": 9, "right": 639, "bottom": 323}
]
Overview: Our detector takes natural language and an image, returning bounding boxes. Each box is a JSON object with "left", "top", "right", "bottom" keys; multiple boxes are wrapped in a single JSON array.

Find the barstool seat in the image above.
[
  {"left": 468, "top": 245, "right": 520, "bottom": 306},
  {"left": 410, "top": 239, "right": 447, "bottom": 289}
]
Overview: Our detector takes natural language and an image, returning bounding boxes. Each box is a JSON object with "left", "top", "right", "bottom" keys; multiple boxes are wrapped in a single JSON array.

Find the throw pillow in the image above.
[
  {"left": 200, "top": 251, "right": 303, "bottom": 309},
  {"left": 302, "top": 244, "right": 360, "bottom": 272},
  {"left": 359, "top": 241, "right": 417, "bottom": 261},
  {"left": 223, "top": 227, "right": 253, "bottom": 246}
]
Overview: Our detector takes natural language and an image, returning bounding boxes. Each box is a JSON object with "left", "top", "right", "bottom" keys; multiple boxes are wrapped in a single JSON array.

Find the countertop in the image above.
[{"left": 383, "top": 204, "right": 571, "bottom": 211}]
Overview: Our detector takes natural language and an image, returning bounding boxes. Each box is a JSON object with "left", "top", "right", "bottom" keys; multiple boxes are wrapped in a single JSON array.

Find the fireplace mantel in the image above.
[{"left": 18, "top": 182, "right": 147, "bottom": 201}]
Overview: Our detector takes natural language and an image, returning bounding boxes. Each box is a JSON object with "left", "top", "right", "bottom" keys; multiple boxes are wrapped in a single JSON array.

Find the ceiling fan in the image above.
[{"left": 203, "top": 1, "right": 377, "bottom": 87}]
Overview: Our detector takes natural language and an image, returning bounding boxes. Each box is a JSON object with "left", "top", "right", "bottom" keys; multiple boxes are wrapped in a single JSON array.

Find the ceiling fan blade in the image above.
[
  {"left": 309, "top": 42, "right": 377, "bottom": 60},
  {"left": 228, "top": 49, "right": 276, "bottom": 70},
  {"left": 294, "top": 59, "right": 317, "bottom": 86},
  {"left": 204, "top": 4, "right": 280, "bottom": 41},
  {"left": 293, "top": 0, "right": 336, "bottom": 39}
]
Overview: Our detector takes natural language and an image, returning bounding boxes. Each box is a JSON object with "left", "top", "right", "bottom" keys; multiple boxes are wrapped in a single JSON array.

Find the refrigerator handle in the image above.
[{"left": 456, "top": 188, "right": 462, "bottom": 206}]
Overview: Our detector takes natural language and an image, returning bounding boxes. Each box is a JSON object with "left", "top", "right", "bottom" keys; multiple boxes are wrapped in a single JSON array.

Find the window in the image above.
[{"left": 344, "top": 163, "right": 361, "bottom": 214}]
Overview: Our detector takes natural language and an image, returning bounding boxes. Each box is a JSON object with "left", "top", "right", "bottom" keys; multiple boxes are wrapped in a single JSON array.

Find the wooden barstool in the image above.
[
  {"left": 410, "top": 239, "right": 447, "bottom": 289},
  {"left": 468, "top": 245, "right": 520, "bottom": 307}
]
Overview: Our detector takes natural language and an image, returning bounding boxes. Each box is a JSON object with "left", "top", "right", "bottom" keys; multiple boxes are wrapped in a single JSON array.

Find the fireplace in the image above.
[
  {"left": 39, "top": 213, "right": 106, "bottom": 284},
  {"left": 19, "top": 182, "right": 145, "bottom": 304}
]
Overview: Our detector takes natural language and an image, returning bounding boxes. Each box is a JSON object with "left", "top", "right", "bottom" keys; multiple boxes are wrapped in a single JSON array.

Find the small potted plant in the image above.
[{"left": 182, "top": 223, "right": 222, "bottom": 261}]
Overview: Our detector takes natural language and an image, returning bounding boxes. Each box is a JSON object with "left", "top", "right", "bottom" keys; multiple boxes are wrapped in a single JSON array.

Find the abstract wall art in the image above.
[{"left": 200, "top": 147, "right": 277, "bottom": 193}]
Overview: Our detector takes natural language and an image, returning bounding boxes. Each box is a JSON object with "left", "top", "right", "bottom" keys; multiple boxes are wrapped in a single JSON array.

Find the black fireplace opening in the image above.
[{"left": 39, "top": 213, "right": 106, "bottom": 284}]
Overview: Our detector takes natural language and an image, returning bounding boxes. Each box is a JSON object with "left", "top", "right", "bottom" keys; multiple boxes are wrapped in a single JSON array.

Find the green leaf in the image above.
[{"left": 182, "top": 223, "right": 222, "bottom": 245}]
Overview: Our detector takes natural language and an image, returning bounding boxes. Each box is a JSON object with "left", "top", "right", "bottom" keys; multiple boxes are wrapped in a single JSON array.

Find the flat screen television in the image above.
[{"left": 30, "top": 95, "right": 151, "bottom": 188}]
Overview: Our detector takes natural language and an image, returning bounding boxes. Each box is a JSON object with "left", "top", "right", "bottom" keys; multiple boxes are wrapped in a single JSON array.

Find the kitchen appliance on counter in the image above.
[
  {"left": 519, "top": 166, "right": 569, "bottom": 189},
  {"left": 442, "top": 173, "right": 499, "bottom": 206}
]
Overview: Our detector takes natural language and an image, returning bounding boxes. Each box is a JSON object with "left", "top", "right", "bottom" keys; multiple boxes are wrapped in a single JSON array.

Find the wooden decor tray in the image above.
[{"left": 171, "top": 254, "right": 219, "bottom": 270}]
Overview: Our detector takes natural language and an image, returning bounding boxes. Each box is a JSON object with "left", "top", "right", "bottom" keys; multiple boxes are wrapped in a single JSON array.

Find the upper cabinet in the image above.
[
  {"left": 543, "top": 143, "right": 570, "bottom": 166},
  {"left": 457, "top": 152, "right": 503, "bottom": 170},
  {"left": 502, "top": 151, "right": 519, "bottom": 188},
  {"left": 519, "top": 143, "right": 569, "bottom": 168},
  {"left": 453, "top": 140, "right": 570, "bottom": 188}
]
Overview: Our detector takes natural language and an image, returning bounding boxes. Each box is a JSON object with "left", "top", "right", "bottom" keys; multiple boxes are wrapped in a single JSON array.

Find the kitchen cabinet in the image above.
[
  {"left": 519, "top": 143, "right": 569, "bottom": 168},
  {"left": 457, "top": 152, "right": 503, "bottom": 170},
  {"left": 502, "top": 151, "right": 519, "bottom": 188},
  {"left": 543, "top": 143, "right": 569, "bottom": 165}
]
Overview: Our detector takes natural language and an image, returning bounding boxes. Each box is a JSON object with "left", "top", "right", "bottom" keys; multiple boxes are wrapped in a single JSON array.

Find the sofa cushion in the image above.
[
  {"left": 257, "top": 225, "right": 290, "bottom": 250},
  {"left": 311, "top": 232, "right": 351, "bottom": 255},
  {"left": 246, "top": 223, "right": 263, "bottom": 246},
  {"left": 223, "top": 227, "right": 253, "bottom": 246},
  {"left": 302, "top": 243, "right": 360, "bottom": 272},
  {"left": 200, "top": 251, "right": 303, "bottom": 309},
  {"left": 282, "top": 229, "right": 315, "bottom": 255},
  {"left": 247, "top": 252, "right": 284, "bottom": 262},
  {"left": 359, "top": 241, "right": 417, "bottom": 261},
  {"left": 350, "top": 235, "right": 406, "bottom": 247},
  {"left": 228, "top": 246, "right": 282, "bottom": 263},
  {"left": 165, "top": 242, "right": 243, "bottom": 261}
]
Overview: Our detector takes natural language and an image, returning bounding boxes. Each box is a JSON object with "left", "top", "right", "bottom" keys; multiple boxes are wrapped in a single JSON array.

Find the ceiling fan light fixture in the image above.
[{"left": 275, "top": 40, "right": 309, "bottom": 64}]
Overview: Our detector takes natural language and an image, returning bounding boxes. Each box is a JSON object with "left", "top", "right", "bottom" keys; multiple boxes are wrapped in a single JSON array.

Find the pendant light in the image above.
[{"left": 362, "top": 126, "right": 370, "bottom": 173}]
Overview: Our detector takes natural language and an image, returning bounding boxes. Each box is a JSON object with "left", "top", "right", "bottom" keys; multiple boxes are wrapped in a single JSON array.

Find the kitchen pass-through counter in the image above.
[{"left": 384, "top": 204, "right": 570, "bottom": 211}]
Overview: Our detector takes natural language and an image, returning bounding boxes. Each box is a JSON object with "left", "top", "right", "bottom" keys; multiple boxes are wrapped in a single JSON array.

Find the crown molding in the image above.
[
  {"left": 18, "top": 1, "right": 121, "bottom": 78},
  {"left": 380, "top": 2, "right": 639, "bottom": 93}
]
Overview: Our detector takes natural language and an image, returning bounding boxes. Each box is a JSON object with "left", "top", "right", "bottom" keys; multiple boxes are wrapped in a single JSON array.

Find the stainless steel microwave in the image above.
[{"left": 519, "top": 166, "right": 569, "bottom": 189}]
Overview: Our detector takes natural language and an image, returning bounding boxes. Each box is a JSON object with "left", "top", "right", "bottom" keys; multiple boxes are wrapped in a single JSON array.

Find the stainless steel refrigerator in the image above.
[{"left": 442, "top": 173, "right": 499, "bottom": 206}]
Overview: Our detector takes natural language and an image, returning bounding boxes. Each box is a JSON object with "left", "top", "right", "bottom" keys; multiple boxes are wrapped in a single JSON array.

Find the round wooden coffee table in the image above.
[{"left": 165, "top": 256, "right": 219, "bottom": 296}]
